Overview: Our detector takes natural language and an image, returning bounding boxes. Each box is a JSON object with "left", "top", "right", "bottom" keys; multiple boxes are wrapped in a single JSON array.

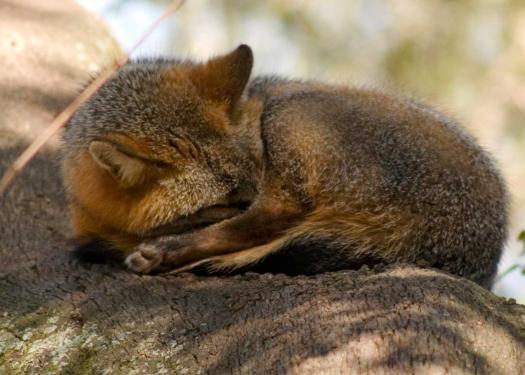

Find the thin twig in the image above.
[{"left": 0, "top": 0, "right": 186, "bottom": 195}]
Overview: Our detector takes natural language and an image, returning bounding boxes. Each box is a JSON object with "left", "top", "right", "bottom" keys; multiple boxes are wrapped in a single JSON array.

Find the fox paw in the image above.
[{"left": 125, "top": 244, "right": 163, "bottom": 274}]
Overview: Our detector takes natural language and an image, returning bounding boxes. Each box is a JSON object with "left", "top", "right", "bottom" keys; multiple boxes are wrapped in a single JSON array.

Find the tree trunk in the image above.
[{"left": 1, "top": 1, "right": 524, "bottom": 374}]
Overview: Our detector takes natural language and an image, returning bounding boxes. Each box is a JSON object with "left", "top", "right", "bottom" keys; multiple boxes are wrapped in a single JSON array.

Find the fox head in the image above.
[{"left": 62, "top": 45, "right": 261, "bottom": 251}]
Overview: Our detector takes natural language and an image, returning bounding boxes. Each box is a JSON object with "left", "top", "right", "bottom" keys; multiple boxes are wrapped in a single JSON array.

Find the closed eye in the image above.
[
  {"left": 168, "top": 138, "right": 184, "bottom": 155},
  {"left": 168, "top": 137, "right": 200, "bottom": 159}
]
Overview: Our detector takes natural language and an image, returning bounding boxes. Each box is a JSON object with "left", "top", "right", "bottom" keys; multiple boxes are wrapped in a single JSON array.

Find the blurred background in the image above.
[{"left": 78, "top": 0, "right": 525, "bottom": 301}]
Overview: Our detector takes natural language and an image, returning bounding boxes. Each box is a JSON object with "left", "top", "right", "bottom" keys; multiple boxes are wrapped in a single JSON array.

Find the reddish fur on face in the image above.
[
  {"left": 70, "top": 202, "right": 142, "bottom": 252},
  {"left": 64, "top": 140, "right": 179, "bottom": 252},
  {"left": 63, "top": 46, "right": 258, "bottom": 254}
]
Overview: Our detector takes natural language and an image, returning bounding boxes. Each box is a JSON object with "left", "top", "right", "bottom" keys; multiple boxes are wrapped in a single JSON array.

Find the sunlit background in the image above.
[{"left": 78, "top": 0, "right": 525, "bottom": 301}]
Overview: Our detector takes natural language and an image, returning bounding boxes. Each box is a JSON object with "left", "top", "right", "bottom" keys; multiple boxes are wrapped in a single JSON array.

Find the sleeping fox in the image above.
[{"left": 62, "top": 45, "right": 508, "bottom": 287}]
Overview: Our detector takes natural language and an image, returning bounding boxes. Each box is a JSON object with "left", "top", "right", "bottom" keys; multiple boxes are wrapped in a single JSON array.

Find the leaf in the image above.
[
  {"left": 519, "top": 230, "right": 525, "bottom": 255},
  {"left": 495, "top": 264, "right": 520, "bottom": 282}
]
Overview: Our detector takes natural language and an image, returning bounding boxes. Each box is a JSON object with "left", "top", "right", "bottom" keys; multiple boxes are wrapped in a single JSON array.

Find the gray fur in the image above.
[
  {"left": 64, "top": 58, "right": 508, "bottom": 288},
  {"left": 249, "top": 76, "right": 508, "bottom": 287}
]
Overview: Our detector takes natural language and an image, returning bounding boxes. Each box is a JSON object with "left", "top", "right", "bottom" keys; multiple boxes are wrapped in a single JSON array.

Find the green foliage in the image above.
[{"left": 497, "top": 231, "right": 525, "bottom": 281}]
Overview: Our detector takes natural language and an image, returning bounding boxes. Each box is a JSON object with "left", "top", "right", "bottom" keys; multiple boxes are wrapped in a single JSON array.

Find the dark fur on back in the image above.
[{"left": 244, "top": 76, "right": 508, "bottom": 287}]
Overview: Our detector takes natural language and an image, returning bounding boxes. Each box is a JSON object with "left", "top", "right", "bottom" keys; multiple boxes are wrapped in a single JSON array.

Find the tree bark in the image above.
[{"left": 1, "top": 1, "right": 524, "bottom": 374}]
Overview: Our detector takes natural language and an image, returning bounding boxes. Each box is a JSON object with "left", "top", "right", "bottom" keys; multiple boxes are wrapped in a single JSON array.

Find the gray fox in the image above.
[{"left": 62, "top": 45, "right": 508, "bottom": 287}]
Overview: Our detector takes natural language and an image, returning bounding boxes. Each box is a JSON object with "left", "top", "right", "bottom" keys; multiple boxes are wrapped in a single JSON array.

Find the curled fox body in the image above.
[{"left": 62, "top": 45, "right": 508, "bottom": 287}]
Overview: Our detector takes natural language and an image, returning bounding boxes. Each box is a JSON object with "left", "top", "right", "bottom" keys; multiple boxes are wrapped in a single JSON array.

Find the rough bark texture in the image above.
[{"left": 1, "top": 1, "right": 524, "bottom": 374}]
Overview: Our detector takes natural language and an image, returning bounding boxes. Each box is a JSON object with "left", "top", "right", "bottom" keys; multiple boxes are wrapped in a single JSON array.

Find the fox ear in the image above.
[
  {"left": 89, "top": 141, "right": 146, "bottom": 187},
  {"left": 190, "top": 44, "right": 253, "bottom": 114}
]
